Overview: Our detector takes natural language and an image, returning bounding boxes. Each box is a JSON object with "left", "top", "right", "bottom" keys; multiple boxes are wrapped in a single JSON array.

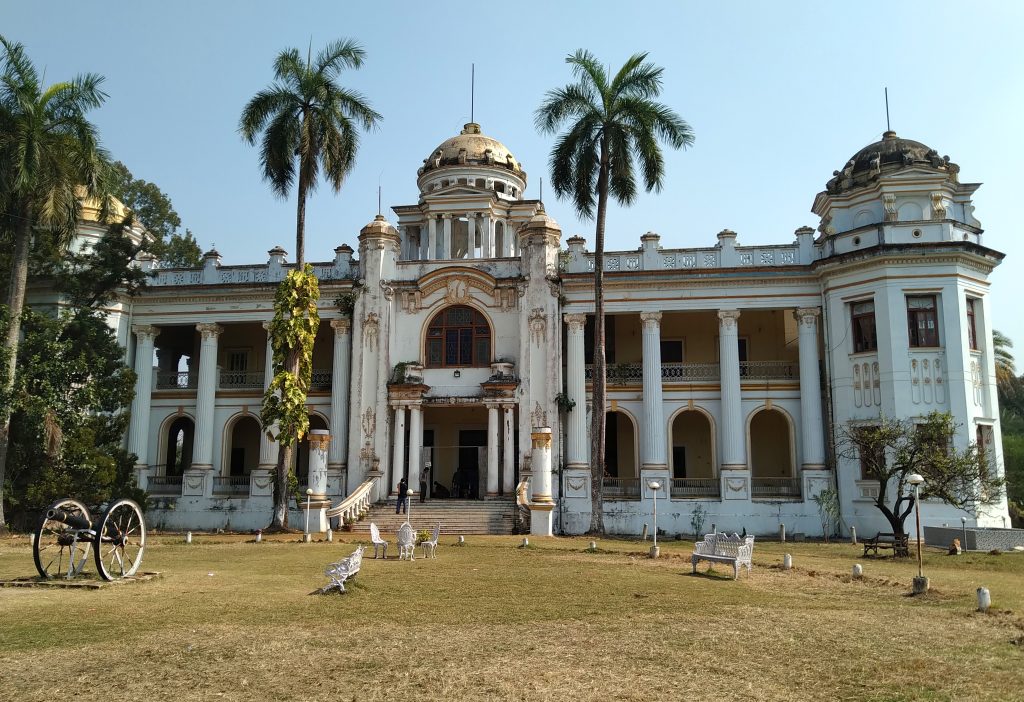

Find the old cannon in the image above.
[{"left": 33, "top": 497, "right": 146, "bottom": 581}]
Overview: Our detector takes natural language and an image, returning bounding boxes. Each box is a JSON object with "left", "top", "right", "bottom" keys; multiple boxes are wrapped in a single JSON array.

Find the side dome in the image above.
[
  {"left": 826, "top": 130, "right": 960, "bottom": 195},
  {"left": 419, "top": 122, "right": 524, "bottom": 177}
]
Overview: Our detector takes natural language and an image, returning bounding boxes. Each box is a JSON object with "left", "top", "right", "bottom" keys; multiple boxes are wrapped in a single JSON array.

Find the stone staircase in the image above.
[{"left": 350, "top": 498, "right": 517, "bottom": 535}]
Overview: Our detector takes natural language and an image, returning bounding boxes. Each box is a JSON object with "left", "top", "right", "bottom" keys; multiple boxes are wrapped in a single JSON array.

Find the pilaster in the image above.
[{"left": 128, "top": 325, "right": 158, "bottom": 486}]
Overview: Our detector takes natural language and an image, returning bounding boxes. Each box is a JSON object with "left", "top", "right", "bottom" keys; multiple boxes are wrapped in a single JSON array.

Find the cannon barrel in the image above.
[{"left": 46, "top": 508, "right": 92, "bottom": 531}]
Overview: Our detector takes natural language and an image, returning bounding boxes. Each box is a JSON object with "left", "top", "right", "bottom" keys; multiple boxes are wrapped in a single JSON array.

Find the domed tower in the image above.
[
  {"left": 815, "top": 131, "right": 1008, "bottom": 531},
  {"left": 392, "top": 123, "right": 540, "bottom": 261}
]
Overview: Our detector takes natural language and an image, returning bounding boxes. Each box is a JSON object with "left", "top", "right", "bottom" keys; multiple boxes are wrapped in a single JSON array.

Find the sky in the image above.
[{"left": 6, "top": 1, "right": 1024, "bottom": 348}]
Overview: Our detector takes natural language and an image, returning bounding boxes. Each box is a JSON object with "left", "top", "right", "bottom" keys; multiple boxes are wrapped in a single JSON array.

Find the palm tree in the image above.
[
  {"left": 536, "top": 50, "right": 693, "bottom": 534},
  {"left": 240, "top": 39, "right": 380, "bottom": 529},
  {"left": 994, "top": 330, "right": 1022, "bottom": 418},
  {"left": 0, "top": 36, "right": 110, "bottom": 532}
]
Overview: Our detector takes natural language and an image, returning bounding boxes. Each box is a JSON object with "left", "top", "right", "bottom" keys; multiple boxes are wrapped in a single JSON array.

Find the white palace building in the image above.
[{"left": 61, "top": 123, "right": 1010, "bottom": 536}]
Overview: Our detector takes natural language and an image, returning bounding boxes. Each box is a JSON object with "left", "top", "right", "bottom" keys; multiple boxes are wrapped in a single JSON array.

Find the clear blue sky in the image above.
[{"left": 7, "top": 1, "right": 1023, "bottom": 349}]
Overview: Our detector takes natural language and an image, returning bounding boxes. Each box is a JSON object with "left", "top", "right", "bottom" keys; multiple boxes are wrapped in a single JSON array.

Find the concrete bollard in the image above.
[
  {"left": 521, "top": 537, "right": 529, "bottom": 547},
  {"left": 641, "top": 524, "right": 649, "bottom": 541},
  {"left": 458, "top": 535, "right": 465, "bottom": 544},
  {"left": 326, "top": 529, "right": 333, "bottom": 543},
  {"left": 778, "top": 524, "right": 786, "bottom": 543},
  {"left": 912, "top": 576, "right": 930, "bottom": 595},
  {"left": 255, "top": 530, "right": 262, "bottom": 543},
  {"left": 303, "top": 533, "right": 312, "bottom": 543},
  {"left": 29, "top": 532, "right": 35, "bottom": 547},
  {"left": 977, "top": 587, "right": 991, "bottom": 612},
  {"left": 185, "top": 531, "right": 192, "bottom": 544},
  {"left": 783, "top": 553, "right": 792, "bottom": 570},
  {"left": 850, "top": 526, "right": 857, "bottom": 546},
  {"left": 589, "top": 540, "right": 597, "bottom": 552},
  {"left": 852, "top": 563, "right": 863, "bottom": 579}
]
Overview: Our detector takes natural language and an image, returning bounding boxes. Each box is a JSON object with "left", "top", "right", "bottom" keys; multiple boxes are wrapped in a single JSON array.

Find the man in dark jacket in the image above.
[{"left": 396, "top": 477, "right": 408, "bottom": 514}]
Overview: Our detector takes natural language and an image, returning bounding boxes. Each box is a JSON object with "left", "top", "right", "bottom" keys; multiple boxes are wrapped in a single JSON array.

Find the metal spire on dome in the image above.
[
  {"left": 471, "top": 63, "right": 475, "bottom": 124},
  {"left": 885, "top": 87, "right": 891, "bottom": 133}
]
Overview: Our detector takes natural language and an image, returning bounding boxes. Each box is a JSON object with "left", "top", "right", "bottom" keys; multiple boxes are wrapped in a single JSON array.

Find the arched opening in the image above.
[
  {"left": 749, "top": 408, "right": 799, "bottom": 498},
  {"left": 670, "top": 409, "right": 718, "bottom": 498},
  {"left": 226, "top": 415, "right": 261, "bottom": 477},
  {"left": 603, "top": 410, "right": 639, "bottom": 498},
  {"left": 424, "top": 305, "right": 492, "bottom": 368},
  {"left": 164, "top": 417, "right": 194, "bottom": 476},
  {"left": 494, "top": 221, "right": 505, "bottom": 256},
  {"left": 296, "top": 414, "right": 329, "bottom": 487}
]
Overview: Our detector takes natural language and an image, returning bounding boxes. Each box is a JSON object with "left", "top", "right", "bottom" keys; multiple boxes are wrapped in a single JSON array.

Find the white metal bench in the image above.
[
  {"left": 369, "top": 522, "right": 388, "bottom": 559},
  {"left": 419, "top": 522, "right": 440, "bottom": 559},
  {"left": 691, "top": 532, "right": 755, "bottom": 580},
  {"left": 318, "top": 545, "right": 365, "bottom": 593},
  {"left": 397, "top": 522, "right": 416, "bottom": 561}
]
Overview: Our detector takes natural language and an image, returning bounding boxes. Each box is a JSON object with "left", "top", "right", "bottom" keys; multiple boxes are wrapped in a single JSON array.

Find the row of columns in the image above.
[
  {"left": 413, "top": 213, "right": 515, "bottom": 261},
  {"left": 561, "top": 308, "right": 825, "bottom": 473}
]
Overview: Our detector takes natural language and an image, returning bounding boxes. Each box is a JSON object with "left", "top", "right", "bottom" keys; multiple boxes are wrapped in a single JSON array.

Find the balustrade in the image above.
[
  {"left": 213, "top": 475, "right": 251, "bottom": 496},
  {"left": 147, "top": 475, "right": 184, "bottom": 495},
  {"left": 310, "top": 369, "right": 332, "bottom": 390},
  {"left": 584, "top": 361, "right": 794, "bottom": 383},
  {"left": 601, "top": 477, "right": 641, "bottom": 499},
  {"left": 155, "top": 371, "right": 195, "bottom": 390},
  {"left": 750, "top": 477, "right": 801, "bottom": 499},
  {"left": 670, "top": 478, "right": 721, "bottom": 498},
  {"left": 218, "top": 370, "right": 264, "bottom": 389},
  {"left": 739, "top": 361, "right": 797, "bottom": 380}
]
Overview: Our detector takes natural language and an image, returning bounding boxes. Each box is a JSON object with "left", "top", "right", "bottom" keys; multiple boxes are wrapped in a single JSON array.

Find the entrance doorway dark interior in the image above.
[{"left": 453, "top": 429, "right": 486, "bottom": 499}]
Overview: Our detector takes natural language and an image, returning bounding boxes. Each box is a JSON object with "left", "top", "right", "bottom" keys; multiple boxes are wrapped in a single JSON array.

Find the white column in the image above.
[
  {"left": 328, "top": 318, "right": 352, "bottom": 471},
  {"left": 718, "top": 310, "right": 745, "bottom": 470},
  {"left": 486, "top": 403, "right": 500, "bottom": 496},
  {"left": 502, "top": 405, "right": 515, "bottom": 493},
  {"left": 408, "top": 403, "right": 423, "bottom": 496},
  {"left": 258, "top": 321, "right": 277, "bottom": 469},
  {"left": 503, "top": 220, "right": 513, "bottom": 257},
  {"left": 795, "top": 308, "right": 825, "bottom": 469},
  {"left": 467, "top": 213, "right": 476, "bottom": 259},
  {"left": 193, "top": 323, "right": 222, "bottom": 470},
  {"left": 128, "top": 325, "right": 158, "bottom": 473},
  {"left": 392, "top": 404, "right": 406, "bottom": 493},
  {"left": 442, "top": 213, "right": 452, "bottom": 260},
  {"left": 427, "top": 216, "right": 437, "bottom": 260},
  {"left": 482, "top": 213, "right": 492, "bottom": 258},
  {"left": 640, "top": 312, "right": 667, "bottom": 469},
  {"left": 564, "top": 314, "right": 588, "bottom": 469},
  {"left": 529, "top": 427, "right": 554, "bottom": 536},
  {"left": 306, "top": 430, "right": 330, "bottom": 531}
]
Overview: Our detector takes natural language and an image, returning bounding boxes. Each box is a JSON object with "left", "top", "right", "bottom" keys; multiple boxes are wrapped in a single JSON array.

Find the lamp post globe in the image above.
[
  {"left": 907, "top": 474, "right": 927, "bottom": 592},
  {"left": 304, "top": 488, "right": 314, "bottom": 540}
]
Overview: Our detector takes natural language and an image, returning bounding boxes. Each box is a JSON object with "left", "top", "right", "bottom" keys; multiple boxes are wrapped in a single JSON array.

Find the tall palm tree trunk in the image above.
[
  {"left": 294, "top": 177, "right": 308, "bottom": 269},
  {"left": 0, "top": 204, "right": 33, "bottom": 533},
  {"left": 588, "top": 144, "right": 610, "bottom": 534}
]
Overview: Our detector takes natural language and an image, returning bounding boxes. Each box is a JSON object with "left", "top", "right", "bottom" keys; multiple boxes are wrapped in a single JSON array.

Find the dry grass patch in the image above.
[{"left": 1, "top": 533, "right": 1022, "bottom": 701}]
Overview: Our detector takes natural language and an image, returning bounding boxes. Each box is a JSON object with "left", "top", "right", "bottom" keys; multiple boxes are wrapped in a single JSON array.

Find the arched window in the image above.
[{"left": 425, "top": 306, "right": 491, "bottom": 367}]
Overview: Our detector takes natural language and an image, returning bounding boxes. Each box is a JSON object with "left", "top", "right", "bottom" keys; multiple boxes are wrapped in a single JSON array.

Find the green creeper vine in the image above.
[{"left": 261, "top": 266, "right": 321, "bottom": 448}]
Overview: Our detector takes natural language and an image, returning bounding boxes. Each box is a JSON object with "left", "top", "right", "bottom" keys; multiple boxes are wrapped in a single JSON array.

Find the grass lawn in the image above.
[{"left": 1, "top": 531, "right": 1023, "bottom": 701}]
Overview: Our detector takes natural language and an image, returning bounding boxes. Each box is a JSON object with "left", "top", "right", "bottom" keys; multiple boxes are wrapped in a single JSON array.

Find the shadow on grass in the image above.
[{"left": 683, "top": 568, "right": 737, "bottom": 582}]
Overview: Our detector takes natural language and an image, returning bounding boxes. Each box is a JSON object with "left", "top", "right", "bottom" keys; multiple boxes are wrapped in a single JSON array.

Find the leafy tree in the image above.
[
  {"left": 240, "top": 39, "right": 380, "bottom": 529},
  {"left": 993, "top": 330, "right": 1024, "bottom": 419},
  {"left": 535, "top": 50, "right": 693, "bottom": 533},
  {"left": 0, "top": 35, "right": 112, "bottom": 533},
  {"left": 108, "top": 161, "right": 202, "bottom": 268},
  {"left": 837, "top": 412, "right": 1005, "bottom": 537}
]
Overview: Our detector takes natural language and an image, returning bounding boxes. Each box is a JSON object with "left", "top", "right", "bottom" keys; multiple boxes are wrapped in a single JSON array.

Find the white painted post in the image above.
[
  {"left": 783, "top": 553, "right": 792, "bottom": 570},
  {"left": 850, "top": 525, "right": 857, "bottom": 545},
  {"left": 185, "top": 531, "right": 193, "bottom": 544},
  {"left": 852, "top": 563, "right": 863, "bottom": 579},
  {"left": 977, "top": 587, "right": 991, "bottom": 612}
]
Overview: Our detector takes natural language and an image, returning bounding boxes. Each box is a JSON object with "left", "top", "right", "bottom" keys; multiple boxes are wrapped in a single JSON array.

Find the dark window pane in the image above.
[
  {"left": 445, "top": 330, "right": 459, "bottom": 365},
  {"left": 460, "top": 328, "right": 473, "bottom": 364},
  {"left": 428, "top": 339, "right": 442, "bottom": 365},
  {"left": 475, "top": 338, "right": 489, "bottom": 364}
]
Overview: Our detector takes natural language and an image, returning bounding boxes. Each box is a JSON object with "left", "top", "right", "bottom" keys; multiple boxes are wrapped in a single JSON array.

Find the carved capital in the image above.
[
  {"left": 563, "top": 313, "right": 587, "bottom": 334},
  {"left": 793, "top": 307, "right": 821, "bottom": 327},
  {"left": 640, "top": 311, "right": 663, "bottom": 330},
  {"left": 717, "top": 309, "right": 741, "bottom": 329},
  {"left": 261, "top": 320, "right": 272, "bottom": 331},
  {"left": 132, "top": 324, "right": 159, "bottom": 341},
  {"left": 196, "top": 323, "right": 223, "bottom": 340},
  {"left": 330, "top": 318, "right": 352, "bottom": 335}
]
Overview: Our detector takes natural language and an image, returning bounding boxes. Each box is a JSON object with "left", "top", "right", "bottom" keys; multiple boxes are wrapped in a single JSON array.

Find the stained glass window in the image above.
[{"left": 425, "top": 306, "right": 491, "bottom": 367}]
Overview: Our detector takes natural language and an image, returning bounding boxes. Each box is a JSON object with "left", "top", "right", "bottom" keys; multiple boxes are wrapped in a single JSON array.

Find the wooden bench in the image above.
[
  {"left": 691, "top": 532, "right": 755, "bottom": 580},
  {"left": 862, "top": 532, "right": 910, "bottom": 558},
  {"left": 317, "top": 546, "right": 365, "bottom": 594}
]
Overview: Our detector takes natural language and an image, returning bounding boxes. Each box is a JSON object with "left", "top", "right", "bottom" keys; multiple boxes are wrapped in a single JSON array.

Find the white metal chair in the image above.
[
  {"left": 397, "top": 522, "right": 416, "bottom": 561},
  {"left": 369, "top": 522, "right": 388, "bottom": 559},
  {"left": 419, "top": 522, "right": 441, "bottom": 559}
]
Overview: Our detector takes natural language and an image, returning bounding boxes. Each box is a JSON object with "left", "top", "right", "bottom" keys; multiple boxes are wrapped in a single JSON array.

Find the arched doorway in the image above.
[
  {"left": 226, "top": 415, "right": 261, "bottom": 477},
  {"left": 296, "top": 414, "right": 329, "bottom": 487},
  {"left": 164, "top": 416, "right": 194, "bottom": 476},
  {"left": 670, "top": 409, "right": 717, "bottom": 498},
  {"left": 749, "top": 408, "right": 798, "bottom": 498},
  {"left": 603, "top": 410, "right": 639, "bottom": 498}
]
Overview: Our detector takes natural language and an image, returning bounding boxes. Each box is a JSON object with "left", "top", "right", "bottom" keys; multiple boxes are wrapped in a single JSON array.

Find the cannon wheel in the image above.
[
  {"left": 33, "top": 498, "right": 92, "bottom": 579},
  {"left": 93, "top": 498, "right": 146, "bottom": 581}
]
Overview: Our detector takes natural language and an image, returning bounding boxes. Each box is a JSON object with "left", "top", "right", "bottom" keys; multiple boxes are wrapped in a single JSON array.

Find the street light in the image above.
[
  {"left": 961, "top": 516, "right": 968, "bottom": 553},
  {"left": 647, "top": 480, "right": 662, "bottom": 558},
  {"left": 406, "top": 487, "right": 413, "bottom": 524},
  {"left": 304, "top": 488, "right": 313, "bottom": 542},
  {"left": 907, "top": 473, "right": 928, "bottom": 593}
]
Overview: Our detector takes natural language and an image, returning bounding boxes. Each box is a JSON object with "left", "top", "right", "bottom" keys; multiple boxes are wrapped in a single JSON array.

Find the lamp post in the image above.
[
  {"left": 406, "top": 487, "right": 413, "bottom": 524},
  {"left": 304, "top": 488, "right": 313, "bottom": 542},
  {"left": 647, "top": 480, "right": 662, "bottom": 558},
  {"left": 907, "top": 473, "right": 928, "bottom": 593},
  {"left": 961, "top": 516, "right": 968, "bottom": 553}
]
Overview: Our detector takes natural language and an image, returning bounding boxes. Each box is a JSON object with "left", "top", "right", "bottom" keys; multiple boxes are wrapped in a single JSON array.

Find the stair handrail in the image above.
[{"left": 326, "top": 477, "right": 378, "bottom": 523}]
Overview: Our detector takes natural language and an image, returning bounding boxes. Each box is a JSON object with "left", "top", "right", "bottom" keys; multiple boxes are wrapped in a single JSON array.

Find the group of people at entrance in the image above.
[
  {"left": 395, "top": 464, "right": 482, "bottom": 512},
  {"left": 395, "top": 468, "right": 432, "bottom": 514}
]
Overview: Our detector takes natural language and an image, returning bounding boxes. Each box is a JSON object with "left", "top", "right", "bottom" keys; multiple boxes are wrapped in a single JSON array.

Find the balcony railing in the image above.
[
  {"left": 739, "top": 361, "right": 796, "bottom": 380},
  {"left": 585, "top": 364, "right": 643, "bottom": 383},
  {"left": 212, "top": 475, "right": 250, "bottom": 496},
  {"left": 601, "top": 477, "right": 641, "bottom": 500},
  {"left": 310, "top": 369, "right": 332, "bottom": 391},
  {"left": 219, "top": 370, "right": 264, "bottom": 390},
  {"left": 147, "top": 475, "right": 183, "bottom": 494},
  {"left": 670, "top": 478, "right": 721, "bottom": 499},
  {"left": 662, "top": 362, "right": 720, "bottom": 381},
  {"left": 155, "top": 371, "right": 196, "bottom": 390},
  {"left": 750, "top": 477, "right": 801, "bottom": 499}
]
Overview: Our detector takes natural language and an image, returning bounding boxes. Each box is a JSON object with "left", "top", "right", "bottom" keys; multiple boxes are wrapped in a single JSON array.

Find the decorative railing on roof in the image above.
[{"left": 144, "top": 260, "right": 359, "bottom": 287}]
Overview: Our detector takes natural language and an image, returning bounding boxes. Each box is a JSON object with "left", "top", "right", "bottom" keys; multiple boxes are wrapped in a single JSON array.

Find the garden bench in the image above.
[
  {"left": 419, "top": 522, "right": 441, "bottom": 559},
  {"left": 862, "top": 532, "right": 910, "bottom": 558},
  {"left": 369, "top": 522, "right": 388, "bottom": 559},
  {"left": 691, "top": 532, "right": 755, "bottom": 580},
  {"left": 318, "top": 545, "right": 364, "bottom": 594},
  {"left": 397, "top": 522, "right": 416, "bottom": 561}
]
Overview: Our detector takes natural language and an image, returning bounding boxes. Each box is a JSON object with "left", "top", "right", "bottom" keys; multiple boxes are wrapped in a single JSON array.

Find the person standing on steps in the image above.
[
  {"left": 420, "top": 466, "right": 430, "bottom": 503},
  {"left": 396, "top": 477, "right": 408, "bottom": 514}
]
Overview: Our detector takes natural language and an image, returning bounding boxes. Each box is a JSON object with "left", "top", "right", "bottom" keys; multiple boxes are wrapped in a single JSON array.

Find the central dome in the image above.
[
  {"left": 420, "top": 122, "right": 523, "bottom": 176},
  {"left": 825, "top": 130, "right": 959, "bottom": 195}
]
